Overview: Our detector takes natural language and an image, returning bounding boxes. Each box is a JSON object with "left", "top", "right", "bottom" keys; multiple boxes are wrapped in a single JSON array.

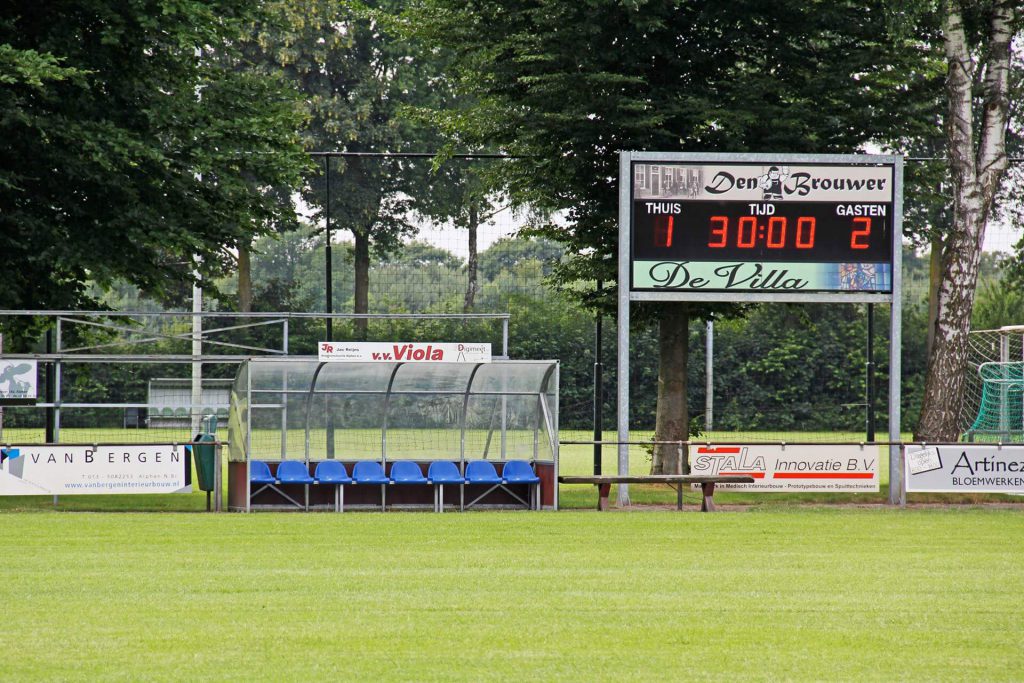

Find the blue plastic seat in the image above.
[
  {"left": 276, "top": 460, "right": 314, "bottom": 485},
  {"left": 314, "top": 460, "right": 351, "bottom": 484},
  {"left": 465, "top": 460, "right": 503, "bottom": 484},
  {"left": 314, "top": 460, "right": 351, "bottom": 512},
  {"left": 353, "top": 460, "right": 390, "bottom": 511},
  {"left": 427, "top": 461, "right": 465, "bottom": 513},
  {"left": 390, "top": 460, "right": 427, "bottom": 484},
  {"left": 502, "top": 460, "right": 541, "bottom": 510},
  {"left": 427, "top": 461, "right": 465, "bottom": 485},
  {"left": 352, "top": 460, "right": 390, "bottom": 484},
  {"left": 502, "top": 460, "right": 540, "bottom": 484},
  {"left": 248, "top": 460, "right": 304, "bottom": 510},
  {"left": 249, "top": 460, "right": 276, "bottom": 484}
]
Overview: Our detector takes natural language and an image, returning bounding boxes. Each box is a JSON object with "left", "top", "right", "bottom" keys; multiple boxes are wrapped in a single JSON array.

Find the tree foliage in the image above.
[
  {"left": 0, "top": 1, "right": 309, "bottom": 320},
  {"left": 405, "top": 0, "right": 937, "bottom": 474}
]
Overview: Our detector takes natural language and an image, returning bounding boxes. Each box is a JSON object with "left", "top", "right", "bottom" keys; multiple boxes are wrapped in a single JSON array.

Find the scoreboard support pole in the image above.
[
  {"left": 617, "top": 151, "right": 905, "bottom": 507},
  {"left": 889, "top": 155, "right": 905, "bottom": 506},
  {"left": 617, "top": 166, "right": 633, "bottom": 505}
]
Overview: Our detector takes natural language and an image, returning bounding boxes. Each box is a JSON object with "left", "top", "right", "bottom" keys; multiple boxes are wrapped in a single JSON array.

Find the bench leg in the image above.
[
  {"left": 597, "top": 483, "right": 611, "bottom": 511},
  {"left": 676, "top": 483, "right": 683, "bottom": 511},
  {"left": 701, "top": 482, "right": 716, "bottom": 512}
]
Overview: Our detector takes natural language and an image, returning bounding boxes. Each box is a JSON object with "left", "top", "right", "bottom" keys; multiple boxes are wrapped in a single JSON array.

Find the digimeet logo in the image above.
[{"left": 689, "top": 446, "right": 766, "bottom": 479}]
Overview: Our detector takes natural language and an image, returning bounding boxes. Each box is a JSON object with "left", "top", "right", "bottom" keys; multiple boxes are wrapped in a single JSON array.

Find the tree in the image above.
[
  {"left": 0, "top": 1, "right": 308, "bottom": 326},
  {"left": 408, "top": 0, "right": 933, "bottom": 476},
  {"left": 916, "top": 0, "right": 1019, "bottom": 440},
  {"left": 247, "top": 0, "right": 444, "bottom": 334}
]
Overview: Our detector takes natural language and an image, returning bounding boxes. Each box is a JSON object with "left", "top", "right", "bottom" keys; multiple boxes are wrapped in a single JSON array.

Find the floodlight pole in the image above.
[
  {"left": 593, "top": 280, "right": 603, "bottom": 476},
  {"left": 325, "top": 155, "right": 333, "bottom": 342},
  {"left": 866, "top": 303, "right": 875, "bottom": 442},
  {"left": 324, "top": 156, "right": 335, "bottom": 459}
]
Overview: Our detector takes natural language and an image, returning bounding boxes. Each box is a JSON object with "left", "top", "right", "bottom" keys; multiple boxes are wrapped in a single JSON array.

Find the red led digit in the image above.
[
  {"left": 796, "top": 217, "right": 816, "bottom": 249},
  {"left": 766, "top": 216, "right": 786, "bottom": 248},
  {"left": 737, "top": 216, "right": 756, "bottom": 248},
  {"left": 653, "top": 215, "right": 674, "bottom": 248},
  {"left": 708, "top": 216, "right": 728, "bottom": 248},
  {"left": 850, "top": 217, "right": 870, "bottom": 249}
]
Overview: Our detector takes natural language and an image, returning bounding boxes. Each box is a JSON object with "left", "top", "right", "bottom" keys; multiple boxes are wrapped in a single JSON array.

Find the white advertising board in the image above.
[
  {"left": 689, "top": 444, "right": 880, "bottom": 492},
  {"left": 0, "top": 445, "right": 191, "bottom": 496},
  {"left": 318, "top": 341, "right": 491, "bottom": 363},
  {"left": 904, "top": 444, "right": 1024, "bottom": 494},
  {"left": 0, "top": 359, "right": 37, "bottom": 402}
]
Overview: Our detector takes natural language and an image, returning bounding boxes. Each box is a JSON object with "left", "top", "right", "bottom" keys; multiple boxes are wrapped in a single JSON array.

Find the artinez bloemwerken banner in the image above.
[
  {"left": 0, "top": 445, "right": 191, "bottom": 495},
  {"left": 689, "top": 444, "right": 880, "bottom": 492},
  {"left": 905, "top": 444, "right": 1024, "bottom": 493},
  {"left": 318, "top": 342, "right": 491, "bottom": 363}
]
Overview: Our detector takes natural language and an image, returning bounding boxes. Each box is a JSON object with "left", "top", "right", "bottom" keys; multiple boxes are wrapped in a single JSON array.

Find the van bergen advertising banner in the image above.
[
  {"left": 905, "top": 444, "right": 1024, "bottom": 494},
  {"left": 689, "top": 444, "right": 880, "bottom": 492},
  {"left": 0, "top": 445, "right": 191, "bottom": 496},
  {"left": 318, "top": 341, "right": 491, "bottom": 363}
]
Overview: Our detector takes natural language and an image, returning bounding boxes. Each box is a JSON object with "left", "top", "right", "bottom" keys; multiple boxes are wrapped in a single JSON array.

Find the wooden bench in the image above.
[{"left": 558, "top": 475, "right": 755, "bottom": 512}]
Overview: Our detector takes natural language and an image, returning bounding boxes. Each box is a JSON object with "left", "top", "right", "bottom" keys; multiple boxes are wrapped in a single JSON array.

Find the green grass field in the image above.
[{"left": 1, "top": 508, "right": 1022, "bottom": 681}]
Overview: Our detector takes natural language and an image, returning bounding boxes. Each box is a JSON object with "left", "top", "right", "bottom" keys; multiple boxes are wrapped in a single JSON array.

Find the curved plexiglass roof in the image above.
[{"left": 228, "top": 357, "right": 558, "bottom": 464}]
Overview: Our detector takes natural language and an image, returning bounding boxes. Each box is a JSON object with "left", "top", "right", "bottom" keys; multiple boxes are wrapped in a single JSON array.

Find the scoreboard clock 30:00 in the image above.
[{"left": 630, "top": 160, "right": 896, "bottom": 293}]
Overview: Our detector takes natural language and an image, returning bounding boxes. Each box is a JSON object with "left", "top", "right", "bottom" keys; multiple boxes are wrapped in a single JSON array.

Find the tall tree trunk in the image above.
[
  {"left": 916, "top": 0, "right": 1014, "bottom": 440},
  {"left": 237, "top": 242, "right": 252, "bottom": 313},
  {"left": 653, "top": 303, "right": 689, "bottom": 474},
  {"left": 354, "top": 229, "right": 370, "bottom": 340},
  {"left": 464, "top": 202, "right": 479, "bottom": 313}
]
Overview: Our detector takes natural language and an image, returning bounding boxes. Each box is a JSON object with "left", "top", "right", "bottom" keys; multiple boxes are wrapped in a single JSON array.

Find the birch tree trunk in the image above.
[
  {"left": 652, "top": 303, "right": 689, "bottom": 474},
  {"left": 916, "top": 0, "right": 1015, "bottom": 440}
]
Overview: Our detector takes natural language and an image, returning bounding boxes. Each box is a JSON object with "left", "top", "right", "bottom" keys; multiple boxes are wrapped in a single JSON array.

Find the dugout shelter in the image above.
[{"left": 226, "top": 357, "right": 559, "bottom": 511}]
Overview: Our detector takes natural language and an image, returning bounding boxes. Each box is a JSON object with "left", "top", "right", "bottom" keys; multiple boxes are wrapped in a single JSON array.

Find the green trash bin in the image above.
[{"left": 193, "top": 432, "right": 217, "bottom": 493}]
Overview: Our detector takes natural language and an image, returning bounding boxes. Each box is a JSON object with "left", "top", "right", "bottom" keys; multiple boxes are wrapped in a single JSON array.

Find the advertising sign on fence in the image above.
[
  {"left": 0, "top": 445, "right": 191, "bottom": 496},
  {"left": 0, "top": 359, "right": 37, "bottom": 403},
  {"left": 318, "top": 341, "right": 491, "bottom": 363},
  {"left": 904, "top": 444, "right": 1024, "bottom": 494},
  {"left": 689, "top": 444, "right": 880, "bottom": 492}
]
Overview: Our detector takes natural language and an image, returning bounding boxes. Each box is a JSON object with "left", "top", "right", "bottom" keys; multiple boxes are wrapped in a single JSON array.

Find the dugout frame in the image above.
[
  {"left": 226, "top": 357, "right": 560, "bottom": 511},
  {"left": 617, "top": 151, "right": 904, "bottom": 505}
]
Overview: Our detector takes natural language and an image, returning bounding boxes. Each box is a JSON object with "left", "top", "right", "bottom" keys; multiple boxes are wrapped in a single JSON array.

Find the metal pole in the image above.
[
  {"left": 705, "top": 319, "right": 713, "bottom": 432},
  {"left": 593, "top": 280, "right": 603, "bottom": 475},
  {"left": 191, "top": 268, "right": 203, "bottom": 436},
  {"left": 45, "top": 330, "right": 55, "bottom": 443},
  {"left": 325, "top": 156, "right": 333, "bottom": 342},
  {"left": 866, "top": 303, "right": 875, "bottom": 441},
  {"left": 46, "top": 329, "right": 56, "bottom": 506},
  {"left": 0, "top": 333, "right": 3, "bottom": 441},
  {"left": 616, "top": 152, "right": 631, "bottom": 505},
  {"left": 324, "top": 156, "right": 335, "bottom": 459},
  {"left": 888, "top": 156, "right": 904, "bottom": 506},
  {"left": 214, "top": 442, "right": 222, "bottom": 512}
]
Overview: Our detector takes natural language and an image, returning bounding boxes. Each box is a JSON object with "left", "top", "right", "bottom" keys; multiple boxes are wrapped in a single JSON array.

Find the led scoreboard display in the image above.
[{"left": 630, "top": 161, "right": 896, "bottom": 293}]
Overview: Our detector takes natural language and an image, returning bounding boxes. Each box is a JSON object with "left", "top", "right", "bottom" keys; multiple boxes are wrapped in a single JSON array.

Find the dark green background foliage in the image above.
[{"left": 0, "top": 1, "right": 308, "bottom": 315}]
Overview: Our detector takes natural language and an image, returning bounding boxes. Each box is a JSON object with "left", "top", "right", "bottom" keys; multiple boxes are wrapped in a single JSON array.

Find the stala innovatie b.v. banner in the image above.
[
  {"left": 905, "top": 444, "right": 1024, "bottom": 494},
  {"left": 689, "top": 444, "right": 880, "bottom": 492},
  {"left": 0, "top": 445, "right": 191, "bottom": 496}
]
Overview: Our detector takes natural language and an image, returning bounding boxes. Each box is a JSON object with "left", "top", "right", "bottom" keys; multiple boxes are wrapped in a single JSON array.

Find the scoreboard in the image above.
[{"left": 629, "top": 160, "right": 896, "bottom": 294}]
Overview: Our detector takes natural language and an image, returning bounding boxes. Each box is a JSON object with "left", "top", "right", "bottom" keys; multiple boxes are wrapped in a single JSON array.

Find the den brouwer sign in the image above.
[
  {"left": 0, "top": 445, "right": 191, "bottom": 496},
  {"left": 630, "top": 161, "right": 896, "bottom": 293}
]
